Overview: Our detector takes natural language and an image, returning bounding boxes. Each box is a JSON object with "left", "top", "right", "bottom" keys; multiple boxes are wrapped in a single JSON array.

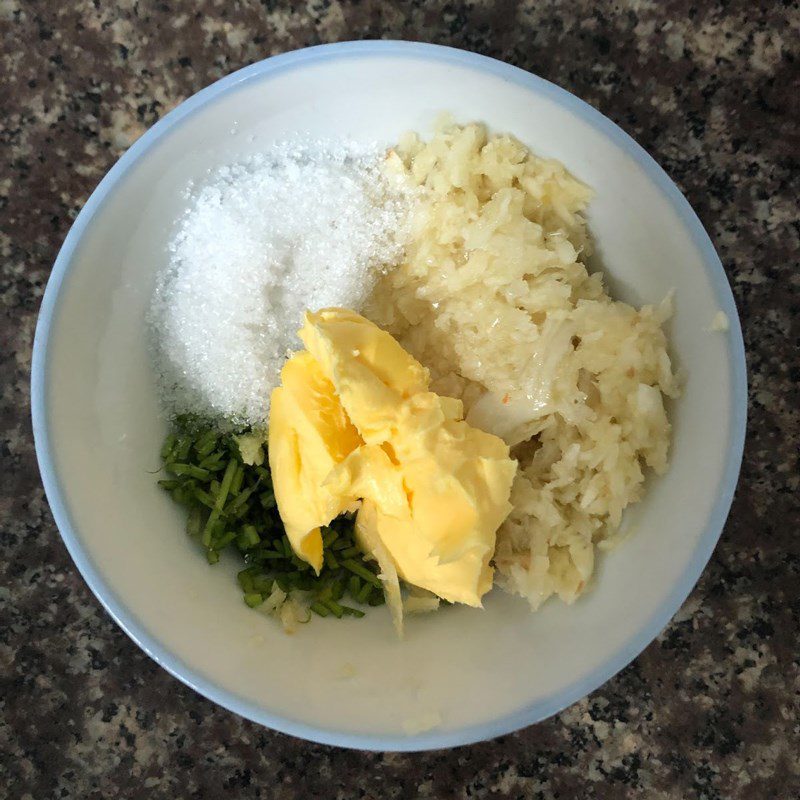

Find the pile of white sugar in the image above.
[{"left": 150, "top": 140, "right": 411, "bottom": 427}]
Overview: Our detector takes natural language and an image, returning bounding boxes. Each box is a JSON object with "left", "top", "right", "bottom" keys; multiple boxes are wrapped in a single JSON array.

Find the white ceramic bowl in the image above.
[{"left": 32, "top": 41, "right": 746, "bottom": 750}]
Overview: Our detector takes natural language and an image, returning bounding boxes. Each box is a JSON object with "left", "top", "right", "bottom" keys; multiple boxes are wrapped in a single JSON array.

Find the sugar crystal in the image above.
[{"left": 150, "top": 140, "right": 411, "bottom": 427}]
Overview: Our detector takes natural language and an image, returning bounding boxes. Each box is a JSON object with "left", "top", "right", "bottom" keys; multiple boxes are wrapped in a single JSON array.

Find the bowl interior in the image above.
[{"left": 36, "top": 44, "right": 744, "bottom": 749}]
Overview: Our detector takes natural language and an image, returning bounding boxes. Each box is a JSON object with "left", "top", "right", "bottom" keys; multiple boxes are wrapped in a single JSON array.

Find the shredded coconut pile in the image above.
[{"left": 150, "top": 140, "right": 411, "bottom": 427}]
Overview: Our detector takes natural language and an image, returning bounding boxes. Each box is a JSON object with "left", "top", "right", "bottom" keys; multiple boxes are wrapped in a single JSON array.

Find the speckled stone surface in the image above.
[{"left": 2, "top": 1, "right": 798, "bottom": 797}]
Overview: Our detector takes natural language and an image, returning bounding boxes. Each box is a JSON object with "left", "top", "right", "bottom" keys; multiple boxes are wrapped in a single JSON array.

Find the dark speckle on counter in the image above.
[{"left": 1, "top": 1, "right": 798, "bottom": 798}]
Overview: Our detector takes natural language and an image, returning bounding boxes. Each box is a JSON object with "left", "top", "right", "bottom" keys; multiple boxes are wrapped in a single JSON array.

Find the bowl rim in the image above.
[{"left": 31, "top": 39, "right": 747, "bottom": 752}]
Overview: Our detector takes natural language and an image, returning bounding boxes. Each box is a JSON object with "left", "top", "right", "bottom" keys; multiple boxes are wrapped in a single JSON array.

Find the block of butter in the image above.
[{"left": 268, "top": 308, "right": 517, "bottom": 609}]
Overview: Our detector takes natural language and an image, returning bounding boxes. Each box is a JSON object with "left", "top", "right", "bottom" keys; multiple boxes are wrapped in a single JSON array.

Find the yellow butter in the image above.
[
  {"left": 269, "top": 308, "right": 516, "bottom": 606},
  {"left": 299, "top": 308, "right": 429, "bottom": 444},
  {"left": 268, "top": 351, "right": 362, "bottom": 573}
]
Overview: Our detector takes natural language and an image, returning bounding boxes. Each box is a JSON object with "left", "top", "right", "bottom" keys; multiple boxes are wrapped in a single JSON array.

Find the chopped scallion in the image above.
[
  {"left": 310, "top": 602, "right": 330, "bottom": 617},
  {"left": 244, "top": 592, "right": 264, "bottom": 608},
  {"left": 237, "top": 568, "right": 256, "bottom": 592},
  {"left": 342, "top": 559, "right": 381, "bottom": 587},
  {"left": 323, "top": 598, "right": 344, "bottom": 618},
  {"left": 158, "top": 424, "right": 386, "bottom": 627},
  {"left": 252, "top": 574, "right": 273, "bottom": 594},
  {"left": 169, "top": 463, "right": 211, "bottom": 480},
  {"left": 324, "top": 551, "right": 339, "bottom": 570},
  {"left": 160, "top": 434, "right": 177, "bottom": 461}
]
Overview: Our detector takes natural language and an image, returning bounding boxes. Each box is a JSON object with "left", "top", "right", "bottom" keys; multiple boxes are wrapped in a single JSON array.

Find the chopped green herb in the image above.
[
  {"left": 214, "top": 530, "right": 237, "bottom": 549},
  {"left": 193, "top": 487, "right": 216, "bottom": 509},
  {"left": 169, "top": 463, "right": 211, "bottom": 480},
  {"left": 194, "top": 429, "right": 218, "bottom": 458},
  {"left": 342, "top": 559, "right": 382, "bottom": 588},
  {"left": 229, "top": 465, "right": 244, "bottom": 496},
  {"left": 368, "top": 591, "right": 386, "bottom": 606},
  {"left": 160, "top": 434, "right": 177, "bottom": 461},
  {"left": 244, "top": 592, "right": 264, "bottom": 608},
  {"left": 237, "top": 567, "right": 256, "bottom": 592},
  {"left": 310, "top": 602, "right": 330, "bottom": 617},
  {"left": 323, "top": 598, "right": 344, "bottom": 618},
  {"left": 322, "top": 527, "right": 339, "bottom": 548},
  {"left": 174, "top": 435, "right": 192, "bottom": 462},
  {"left": 237, "top": 524, "right": 260, "bottom": 550},
  {"left": 252, "top": 574, "right": 273, "bottom": 594},
  {"left": 330, "top": 580, "right": 345, "bottom": 601},
  {"left": 357, "top": 582, "right": 373, "bottom": 604},
  {"left": 157, "top": 422, "right": 390, "bottom": 625},
  {"left": 198, "top": 453, "right": 226, "bottom": 471},
  {"left": 226, "top": 485, "right": 256, "bottom": 514},
  {"left": 324, "top": 550, "right": 339, "bottom": 570}
]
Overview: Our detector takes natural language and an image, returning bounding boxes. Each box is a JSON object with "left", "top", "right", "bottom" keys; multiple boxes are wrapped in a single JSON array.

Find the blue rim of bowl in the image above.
[{"left": 31, "top": 40, "right": 747, "bottom": 752}]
